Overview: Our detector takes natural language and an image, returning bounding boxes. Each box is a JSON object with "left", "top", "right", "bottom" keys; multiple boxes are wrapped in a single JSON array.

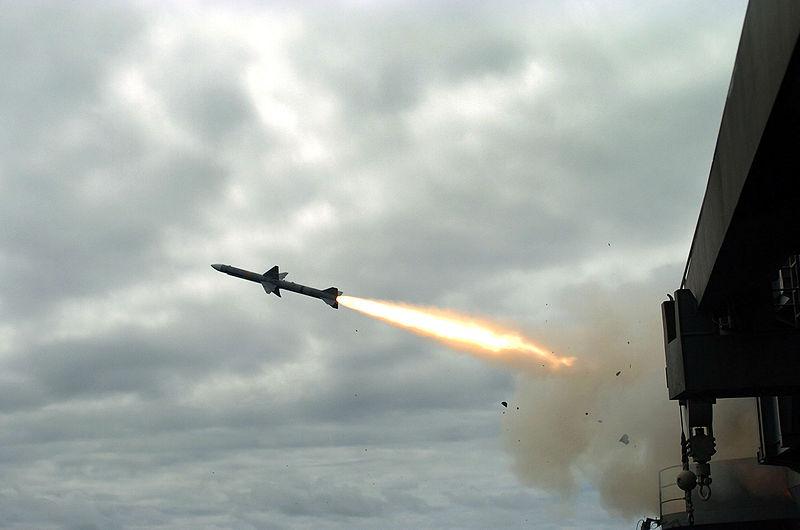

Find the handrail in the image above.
[{"left": 658, "top": 465, "right": 687, "bottom": 519}]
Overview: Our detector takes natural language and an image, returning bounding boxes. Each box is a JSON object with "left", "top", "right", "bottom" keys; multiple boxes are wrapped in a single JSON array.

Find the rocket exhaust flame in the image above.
[{"left": 337, "top": 295, "right": 575, "bottom": 370}]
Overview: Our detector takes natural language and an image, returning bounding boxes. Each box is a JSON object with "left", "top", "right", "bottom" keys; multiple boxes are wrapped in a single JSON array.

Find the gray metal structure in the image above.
[
  {"left": 682, "top": 0, "right": 800, "bottom": 312},
  {"left": 682, "top": 0, "right": 800, "bottom": 311},
  {"left": 654, "top": 1, "right": 800, "bottom": 528},
  {"left": 659, "top": 458, "right": 800, "bottom": 529},
  {"left": 212, "top": 264, "right": 342, "bottom": 308}
]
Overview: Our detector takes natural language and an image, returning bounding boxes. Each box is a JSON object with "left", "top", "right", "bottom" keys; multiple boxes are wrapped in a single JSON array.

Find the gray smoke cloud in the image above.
[{"left": 501, "top": 276, "right": 759, "bottom": 517}]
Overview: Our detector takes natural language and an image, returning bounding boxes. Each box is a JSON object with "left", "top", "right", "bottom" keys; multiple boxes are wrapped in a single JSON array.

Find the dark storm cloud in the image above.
[{"left": 0, "top": 0, "right": 749, "bottom": 528}]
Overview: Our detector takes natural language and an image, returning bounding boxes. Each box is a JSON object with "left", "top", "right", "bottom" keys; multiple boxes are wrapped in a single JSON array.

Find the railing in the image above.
[{"left": 659, "top": 464, "right": 688, "bottom": 528}]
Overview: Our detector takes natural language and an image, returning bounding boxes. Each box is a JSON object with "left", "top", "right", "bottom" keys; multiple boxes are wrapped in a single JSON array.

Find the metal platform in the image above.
[{"left": 659, "top": 458, "right": 800, "bottom": 529}]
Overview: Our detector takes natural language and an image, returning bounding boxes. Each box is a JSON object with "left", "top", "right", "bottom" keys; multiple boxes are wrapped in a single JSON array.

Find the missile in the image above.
[{"left": 211, "top": 263, "right": 342, "bottom": 309}]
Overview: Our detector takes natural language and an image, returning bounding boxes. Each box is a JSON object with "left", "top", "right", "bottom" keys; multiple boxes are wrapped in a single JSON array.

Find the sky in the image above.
[{"left": 0, "top": 1, "right": 751, "bottom": 528}]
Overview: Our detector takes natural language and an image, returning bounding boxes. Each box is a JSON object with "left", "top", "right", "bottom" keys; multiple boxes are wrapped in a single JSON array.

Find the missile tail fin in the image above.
[
  {"left": 262, "top": 282, "right": 280, "bottom": 297},
  {"left": 264, "top": 266, "right": 280, "bottom": 279},
  {"left": 323, "top": 297, "right": 338, "bottom": 309},
  {"left": 322, "top": 287, "right": 340, "bottom": 309}
]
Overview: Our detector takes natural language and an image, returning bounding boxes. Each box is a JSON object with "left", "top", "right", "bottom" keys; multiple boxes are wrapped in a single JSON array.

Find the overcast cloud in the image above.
[{"left": 0, "top": 1, "right": 750, "bottom": 528}]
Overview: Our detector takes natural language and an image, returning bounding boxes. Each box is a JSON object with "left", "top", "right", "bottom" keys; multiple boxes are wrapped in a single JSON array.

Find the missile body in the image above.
[{"left": 212, "top": 264, "right": 341, "bottom": 309}]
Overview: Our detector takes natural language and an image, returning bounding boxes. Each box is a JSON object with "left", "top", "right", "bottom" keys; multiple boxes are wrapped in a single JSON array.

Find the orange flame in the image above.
[{"left": 337, "top": 295, "right": 574, "bottom": 370}]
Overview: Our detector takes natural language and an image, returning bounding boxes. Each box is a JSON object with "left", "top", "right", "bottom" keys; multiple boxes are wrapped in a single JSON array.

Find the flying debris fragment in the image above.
[
  {"left": 619, "top": 434, "right": 630, "bottom": 445},
  {"left": 501, "top": 401, "right": 508, "bottom": 408},
  {"left": 212, "top": 264, "right": 341, "bottom": 308}
]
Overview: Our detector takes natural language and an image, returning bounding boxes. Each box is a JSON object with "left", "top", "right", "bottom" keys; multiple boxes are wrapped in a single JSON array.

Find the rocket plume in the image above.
[{"left": 337, "top": 295, "right": 574, "bottom": 370}]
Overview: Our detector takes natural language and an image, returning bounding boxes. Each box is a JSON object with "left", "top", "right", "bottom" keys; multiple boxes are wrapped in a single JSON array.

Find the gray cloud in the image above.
[{"left": 0, "top": 0, "right": 749, "bottom": 527}]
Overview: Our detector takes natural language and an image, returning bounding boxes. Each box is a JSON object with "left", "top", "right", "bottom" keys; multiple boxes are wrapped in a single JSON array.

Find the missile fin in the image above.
[
  {"left": 264, "top": 266, "right": 280, "bottom": 279},
  {"left": 262, "top": 282, "right": 280, "bottom": 296},
  {"left": 323, "top": 297, "right": 338, "bottom": 309},
  {"left": 321, "top": 287, "right": 340, "bottom": 309}
]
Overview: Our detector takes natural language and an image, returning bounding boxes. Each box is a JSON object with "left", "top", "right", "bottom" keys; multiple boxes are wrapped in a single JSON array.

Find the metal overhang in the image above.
[{"left": 683, "top": 1, "right": 800, "bottom": 311}]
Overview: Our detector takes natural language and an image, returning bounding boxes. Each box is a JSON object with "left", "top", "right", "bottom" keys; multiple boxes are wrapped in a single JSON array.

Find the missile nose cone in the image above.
[{"left": 211, "top": 264, "right": 224, "bottom": 272}]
